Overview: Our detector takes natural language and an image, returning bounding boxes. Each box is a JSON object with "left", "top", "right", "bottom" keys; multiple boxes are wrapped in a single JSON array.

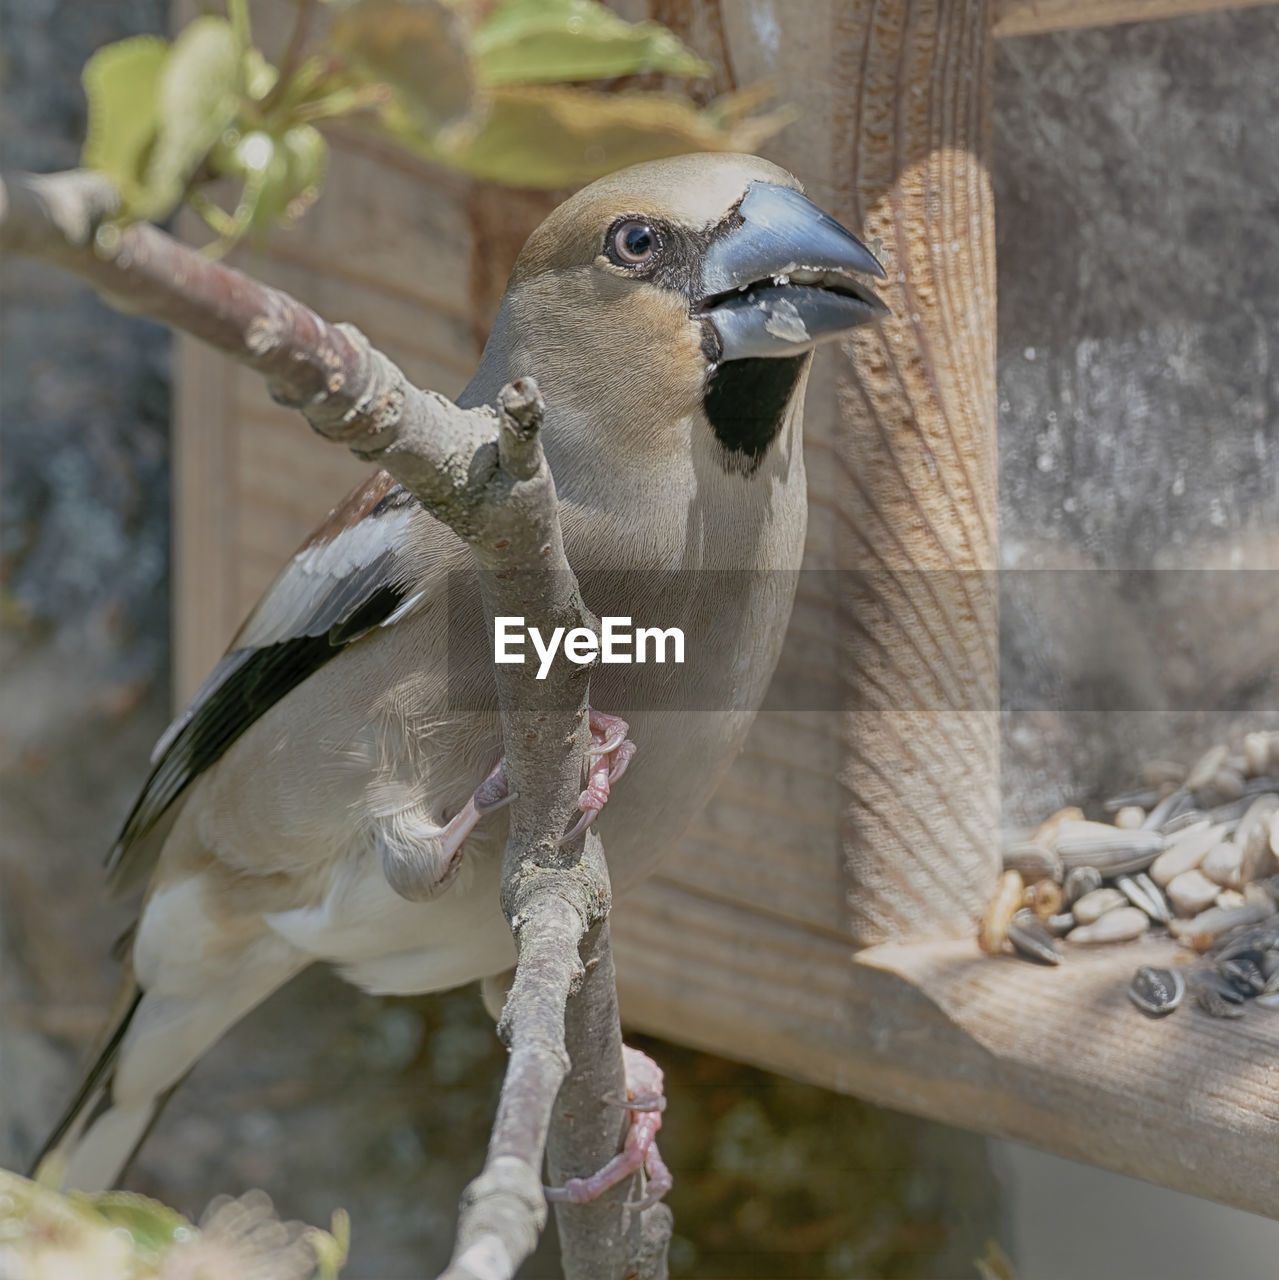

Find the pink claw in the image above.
[
  {"left": 555, "top": 710, "right": 636, "bottom": 845},
  {"left": 544, "top": 1046, "right": 670, "bottom": 1209}
]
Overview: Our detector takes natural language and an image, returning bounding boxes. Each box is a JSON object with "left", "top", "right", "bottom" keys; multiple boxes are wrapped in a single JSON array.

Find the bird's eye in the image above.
[{"left": 608, "top": 219, "right": 660, "bottom": 267}]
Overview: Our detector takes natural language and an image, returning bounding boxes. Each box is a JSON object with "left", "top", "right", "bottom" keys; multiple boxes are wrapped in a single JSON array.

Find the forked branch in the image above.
[{"left": 1, "top": 167, "right": 668, "bottom": 1280}]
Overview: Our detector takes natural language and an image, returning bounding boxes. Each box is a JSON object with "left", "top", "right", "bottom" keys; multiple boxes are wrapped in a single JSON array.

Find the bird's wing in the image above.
[{"left": 107, "top": 469, "right": 429, "bottom": 893}]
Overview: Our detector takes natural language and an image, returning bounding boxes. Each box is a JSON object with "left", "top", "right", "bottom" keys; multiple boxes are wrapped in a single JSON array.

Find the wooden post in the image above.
[
  {"left": 830, "top": 0, "right": 1000, "bottom": 945},
  {"left": 648, "top": 0, "right": 1001, "bottom": 945}
]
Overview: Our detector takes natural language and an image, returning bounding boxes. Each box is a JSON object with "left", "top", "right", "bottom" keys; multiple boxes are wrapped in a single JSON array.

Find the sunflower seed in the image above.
[
  {"left": 1245, "top": 882, "right": 1276, "bottom": 908},
  {"left": 1002, "top": 841, "right": 1063, "bottom": 885},
  {"left": 1053, "top": 821, "right": 1165, "bottom": 874},
  {"left": 1160, "top": 807, "right": 1212, "bottom": 836},
  {"left": 1141, "top": 760, "right": 1186, "bottom": 788},
  {"left": 1256, "top": 992, "right": 1279, "bottom": 1010},
  {"left": 1201, "top": 841, "right": 1244, "bottom": 889},
  {"left": 1170, "top": 902, "right": 1276, "bottom": 951},
  {"left": 1128, "top": 966, "right": 1185, "bottom": 1017},
  {"left": 1186, "top": 744, "right": 1229, "bottom": 792},
  {"left": 1243, "top": 732, "right": 1277, "bottom": 778},
  {"left": 1236, "top": 795, "right": 1279, "bottom": 883},
  {"left": 1063, "top": 865, "right": 1103, "bottom": 907},
  {"left": 1211, "top": 916, "right": 1279, "bottom": 961},
  {"left": 1202, "top": 766, "right": 1246, "bottom": 804},
  {"left": 1221, "top": 957, "right": 1266, "bottom": 996},
  {"left": 1008, "top": 909, "right": 1060, "bottom": 966},
  {"left": 1255, "top": 876, "right": 1279, "bottom": 908},
  {"left": 1034, "top": 806, "right": 1085, "bottom": 846},
  {"left": 1167, "top": 869, "right": 1220, "bottom": 918},
  {"left": 1104, "top": 790, "right": 1160, "bottom": 814},
  {"left": 1199, "top": 799, "right": 1250, "bottom": 830},
  {"left": 1191, "top": 970, "right": 1246, "bottom": 1018},
  {"left": 1149, "top": 822, "right": 1227, "bottom": 886},
  {"left": 1067, "top": 907, "right": 1149, "bottom": 945},
  {"left": 1072, "top": 887, "right": 1127, "bottom": 926},
  {"left": 1114, "top": 805, "right": 1147, "bottom": 830},
  {"left": 1116, "top": 872, "right": 1172, "bottom": 923},
  {"left": 1143, "top": 787, "right": 1193, "bottom": 831},
  {"left": 1045, "top": 912, "right": 1076, "bottom": 936}
]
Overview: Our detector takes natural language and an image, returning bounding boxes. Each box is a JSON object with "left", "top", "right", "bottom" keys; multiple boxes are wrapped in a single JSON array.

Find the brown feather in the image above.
[{"left": 298, "top": 468, "right": 398, "bottom": 550}]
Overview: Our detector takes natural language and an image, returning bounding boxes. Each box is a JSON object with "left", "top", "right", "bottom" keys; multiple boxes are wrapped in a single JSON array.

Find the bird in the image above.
[{"left": 35, "top": 151, "right": 888, "bottom": 1192}]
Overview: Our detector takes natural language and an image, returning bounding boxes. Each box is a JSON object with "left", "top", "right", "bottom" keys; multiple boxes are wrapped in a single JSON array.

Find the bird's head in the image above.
[{"left": 473, "top": 153, "right": 888, "bottom": 476}]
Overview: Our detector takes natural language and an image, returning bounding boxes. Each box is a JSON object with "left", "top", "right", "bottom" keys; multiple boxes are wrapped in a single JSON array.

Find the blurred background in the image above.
[{"left": 2, "top": 2, "right": 1278, "bottom": 1277}]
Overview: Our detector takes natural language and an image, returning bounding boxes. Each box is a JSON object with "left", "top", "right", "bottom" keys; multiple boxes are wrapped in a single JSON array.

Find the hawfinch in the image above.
[{"left": 38, "top": 152, "right": 887, "bottom": 1190}]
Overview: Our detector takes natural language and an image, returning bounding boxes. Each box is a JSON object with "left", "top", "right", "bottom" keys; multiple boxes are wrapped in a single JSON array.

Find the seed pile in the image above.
[{"left": 985, "top": 732, "right": 1279, "bottom": 1020}]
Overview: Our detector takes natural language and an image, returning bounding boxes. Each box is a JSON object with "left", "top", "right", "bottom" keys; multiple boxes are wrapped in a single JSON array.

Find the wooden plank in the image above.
[
  {"left": 994, "top": 0, "right": 1277, "bottom": 37},
  {"left": 268, "top": 136, "right": 474, "bottom": 322},
  {"left": 645, "top": 0, "right": 1001, "bottom": 947},
  {"left": 615, "top": 881, "right": 1279, "bottom": 1220},
  {"left": 173, "top": 329, "right": 236, "bottom": 702},
  {"left": 243, "top": 255, "right": 476, "bottom": 389}
]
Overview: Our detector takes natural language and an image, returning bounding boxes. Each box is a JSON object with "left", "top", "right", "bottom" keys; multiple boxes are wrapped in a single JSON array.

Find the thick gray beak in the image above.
[{"left": 698, "top": 182, "right": 890, "bottom": 361}]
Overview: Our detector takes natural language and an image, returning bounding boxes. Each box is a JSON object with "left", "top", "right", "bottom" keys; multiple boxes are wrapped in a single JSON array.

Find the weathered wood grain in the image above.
[
  {"left": 173, "top": 329, "right": 237, "bottom": 701},
  {"left": 995, "top": 0, "right": 1277, "bottom": 37},
  {"left": 616, "top": 882, "right": 1279, "bottom": 1221}
]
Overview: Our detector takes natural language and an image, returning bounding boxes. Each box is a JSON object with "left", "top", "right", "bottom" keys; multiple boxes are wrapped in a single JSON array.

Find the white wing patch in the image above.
[{"left": 233, "top": 503, "right": 419, "bottom": 651}]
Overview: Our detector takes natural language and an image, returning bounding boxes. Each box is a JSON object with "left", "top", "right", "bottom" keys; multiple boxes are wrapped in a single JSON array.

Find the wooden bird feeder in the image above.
[{"left": 174, "top": 0, "right": 1279, "bottom": 1220}]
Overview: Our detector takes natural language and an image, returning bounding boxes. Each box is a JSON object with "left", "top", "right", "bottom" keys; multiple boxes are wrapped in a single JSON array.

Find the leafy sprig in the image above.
[{"left": 81, "top": 0, "right": 791, "bottom": 252}]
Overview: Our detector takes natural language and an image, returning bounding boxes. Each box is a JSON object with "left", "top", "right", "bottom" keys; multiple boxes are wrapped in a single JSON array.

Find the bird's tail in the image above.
[
  {"left": 34, "top": 938, "right": 306, "bottom": 1192},
  {"left": 31, "top": 971, "right": 160, "bottom": 1193}
]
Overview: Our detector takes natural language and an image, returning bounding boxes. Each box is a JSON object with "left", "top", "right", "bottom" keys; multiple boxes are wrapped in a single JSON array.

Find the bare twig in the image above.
[
  {"left": 548, "top": 920, "right": 672, "bottom": 1277},
  {"left": 1, "top": 169, "right": 667, "bottom": 1279},
  {"left": 260, "top": 0, "right": 319, "bottom": 115}
]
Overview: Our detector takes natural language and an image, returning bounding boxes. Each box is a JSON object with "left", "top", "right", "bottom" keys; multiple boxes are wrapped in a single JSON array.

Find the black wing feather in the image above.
[{"left": 106, "top": 487, "right": 418, "bottom": 894}]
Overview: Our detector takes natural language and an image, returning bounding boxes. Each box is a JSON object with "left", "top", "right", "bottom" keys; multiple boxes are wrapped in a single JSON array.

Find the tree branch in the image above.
[{"left": 1, "top": 168, "right": 668, "bottom": 1279}]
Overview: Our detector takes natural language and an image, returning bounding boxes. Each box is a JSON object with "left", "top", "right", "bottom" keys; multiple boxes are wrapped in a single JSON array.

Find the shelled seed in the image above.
[
  {"left": 1149, "top": 822, "right": 1226, "bottom": 887},
  {"left": 1072, "top": 887, "right": 1127, "bottom": 926},
  {"left": 1067, "top": 908, "right": 1149, "bottom": 945}
]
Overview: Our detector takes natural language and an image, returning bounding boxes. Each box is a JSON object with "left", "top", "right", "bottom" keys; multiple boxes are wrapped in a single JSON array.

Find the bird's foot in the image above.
[
  {"left": 544, "top": 1045, "right": 671, "bottom": 1210},
  {"left": 557, "top": 711, "right": 635, "bottom": 845},
  {"left": 381, "top": 759, "right": 514, "bottom": 900},
  {"left": 437, "top": 759, "right": 514, "bottom": 864}
]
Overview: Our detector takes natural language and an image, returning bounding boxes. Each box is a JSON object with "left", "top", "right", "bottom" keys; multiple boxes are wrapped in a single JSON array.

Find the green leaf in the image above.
[
  {"left": 142, "top": 15, "right": 242, "bottom": 219},
  {"left": 473, "top": 0, "right": 710, "bottom": 85},
  {"left": 378, "top": 82, "right": 790, "bottom": 188},
  {"left": 252, "top": 125, "right": 329, "bottom": 233},
  {"left": 80, "top": 36, "right": 169, "bottom": 210},
  {"left": 331, "top": 0, "right": 478, "bottom": 142}
]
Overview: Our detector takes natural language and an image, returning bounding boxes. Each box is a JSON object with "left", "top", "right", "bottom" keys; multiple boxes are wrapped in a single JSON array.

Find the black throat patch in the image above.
[{"left": 702, "top": 354, "right": 807, "bottom": 475}]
